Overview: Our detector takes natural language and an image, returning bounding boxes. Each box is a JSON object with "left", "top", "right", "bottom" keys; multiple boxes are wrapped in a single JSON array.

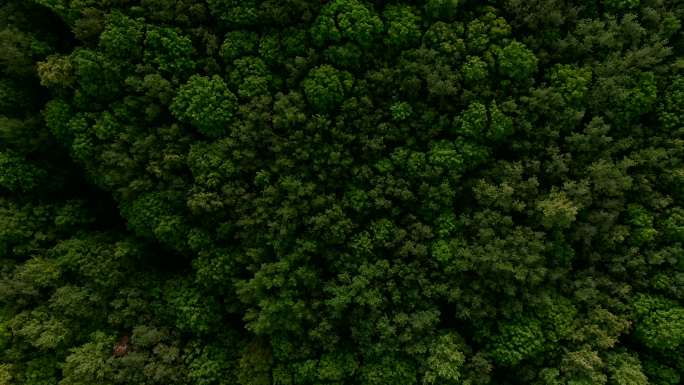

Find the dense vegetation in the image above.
[{"left": 1, "top": 0, "right": 684, "bottom": 383}]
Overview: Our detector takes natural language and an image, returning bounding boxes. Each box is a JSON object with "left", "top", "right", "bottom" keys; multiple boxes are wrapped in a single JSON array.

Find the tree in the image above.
[
  {"left": 170, "top": 75, "right": 237, "bottom": 137},
  {"left": 3, "top": 0, "right": 684, "bottom": 384},
  {"left": 310, "top": 0, "right": 383, "bottom": 49},
  {"left": 302, "top": 65, "right": 353, "bottom": 112},
  {"left": 496, "top": 41, "right": 538, "bottom": 81}
]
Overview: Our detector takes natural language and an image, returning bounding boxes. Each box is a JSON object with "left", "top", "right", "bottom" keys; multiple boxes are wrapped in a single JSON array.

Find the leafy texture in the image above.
[{"left": 1, "top": 0, "right": 684, "bottom": 384}]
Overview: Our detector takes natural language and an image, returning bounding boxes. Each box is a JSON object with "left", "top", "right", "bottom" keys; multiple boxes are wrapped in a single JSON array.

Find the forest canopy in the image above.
[{"left": 1, "top": 0, "right": 684, "bottom": 384}]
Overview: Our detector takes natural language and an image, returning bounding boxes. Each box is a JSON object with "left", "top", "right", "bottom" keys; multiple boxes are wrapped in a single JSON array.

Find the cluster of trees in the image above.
[{"left": 1, "top": 0, "right": 683, "bottom": 383}]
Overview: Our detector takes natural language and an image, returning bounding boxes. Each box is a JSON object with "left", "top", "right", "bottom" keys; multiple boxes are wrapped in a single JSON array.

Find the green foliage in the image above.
[
  {"left": 423, "top": 333, "right": 465, "bottom": 384},
  {"left": 489, "top": 318, "right": 546, "bottom": 366},
  {"left": 359, "top": 354, "right": 416, "bottom": 385},
  {"left": 390, "top": 101, "right": 413, "bottom": 121},
  {"left": 659, "top": 77, "right": 684, "bottom": 132},
  {"left": 606, "top": 352, "right": 648, "bottom": 385},
  {"left": 219, "top": 31, "right": 259, "bottom": 61},
  {"left": 2, "top": 0, "right": 684, "bottom": 384},
  {"left": 98, "top": 11, "right": 144, "bottom": 59},
  {"left": 603, "top": 0, "right": 640, "bottom": 10},
  {"left": 536, "top": 191, "right": 579, "bottom": 229},
  {"left": 311, "top": 0, "right": 383, "bottom": 48},
  {"left": 462, "top": 55, "right": 488, "bottom": 83},
  {"left": 496, "top": 41, "right": 538, "bottom": 81},
  {"left": 0, "top": 151, "right": 47, "bottom": 192},
  {"left": 302, "top": 65, "right": 353, "bottom": 112},
  {"left": 383, "top": 5, "right": 422, "bottom": 49},
  {"left": 425, "top": 0, "right": 460, "bottom": 21},
  {"left": 170, "top": 75, "right": 237, "bottom": 137},
  {"left": 167, "top": 279, "right": 221, "bottom": 334},
  {"left": 143, "top": 27, "right": 195, "bottom": 75},
  {"left": 207, "top": 0, "right": 259, "bottom": 28},
  {"left": 59, "top": 332, "right": 114, "bottom": 385},
  {"left": 454, "top": 101, "right": 513, "bottom": 141},
  {"left": 36, "top": 55, "right": 73, "bottom": 88},
  {"left": 550, "top": 64, "right": 592, "bottom": 106},
  {"left": 633, "top": 294, "right": 684, "bottom": 351}
]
